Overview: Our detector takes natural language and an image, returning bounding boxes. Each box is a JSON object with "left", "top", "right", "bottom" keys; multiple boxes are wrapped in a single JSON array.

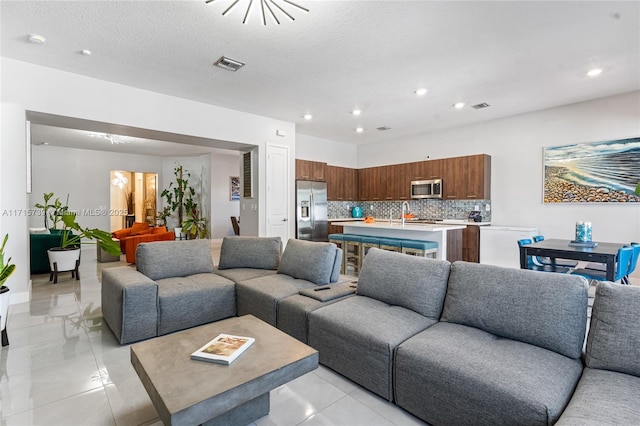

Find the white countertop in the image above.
[{"left": 331, "top": 220, "right": 467, "bottom": 232}]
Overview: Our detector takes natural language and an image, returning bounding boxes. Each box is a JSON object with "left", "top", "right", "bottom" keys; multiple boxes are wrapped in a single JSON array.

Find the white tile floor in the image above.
[{"left": 1, "top": 243, "right": 426, "bottom": 426}]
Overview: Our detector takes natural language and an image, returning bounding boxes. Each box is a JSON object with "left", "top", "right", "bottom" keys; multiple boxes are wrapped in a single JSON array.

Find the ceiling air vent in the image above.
[
  {"left": 471, "top": 102, "right": 491, "bottom": 109},
  {"left": 376, "top": 126, "right": 391, "bottom": 131},
  {"left": 214, "top": 56, "right": 245, "bottom": 72}
]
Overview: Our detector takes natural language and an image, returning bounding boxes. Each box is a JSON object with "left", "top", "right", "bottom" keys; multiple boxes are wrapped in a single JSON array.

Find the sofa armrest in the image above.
[{"left": 101, "top": 267, "right": 158, "bottom": 344}]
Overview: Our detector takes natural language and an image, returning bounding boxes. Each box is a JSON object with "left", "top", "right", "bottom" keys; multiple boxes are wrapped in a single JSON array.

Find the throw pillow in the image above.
[{"left": 130, "top": 222, "right": 150, "bottom": 235}]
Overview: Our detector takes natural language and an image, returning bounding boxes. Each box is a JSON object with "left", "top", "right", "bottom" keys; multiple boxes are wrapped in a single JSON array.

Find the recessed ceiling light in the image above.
[
  {"left": 415, "top": 88, "right": 428, "bottom": 96},
  {"left": 81, "top": 49, "right": 92, "bottom": 56},
  {"left": 356, "top": 127, "right": 364, "bottom": 133},
  {"left": 352, "top": 109, "right": 362, "bottom": 116},
  {"left": 453, "top": 102, "right": 466, "bottom": 109},
  {"left": 28, "top": 34, "right": 46, "bottom": 44},
  {"left": 587, "top": 68, "right": 603, "bottom": 77},
  {"left": 303, "top": 114, "right": 313, "bottom": 120}
]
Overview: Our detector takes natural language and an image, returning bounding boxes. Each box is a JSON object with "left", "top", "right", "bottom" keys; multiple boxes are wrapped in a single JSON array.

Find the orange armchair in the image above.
[
  {"left": 112, "top": 222, "right": 151, "bottom": 253},
  {"left": 124, "top": 226, "right": 175, "bottom": 264}
]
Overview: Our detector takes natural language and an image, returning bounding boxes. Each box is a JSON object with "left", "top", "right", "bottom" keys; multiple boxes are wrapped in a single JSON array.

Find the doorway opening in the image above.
[{"left": 110, "top": 171, "right": 158, "bottom": 231}]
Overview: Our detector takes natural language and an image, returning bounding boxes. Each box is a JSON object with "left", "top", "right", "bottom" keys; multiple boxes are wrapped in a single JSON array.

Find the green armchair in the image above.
[{"left": 29, "top": 231, "right": 64, "bottom": 274}]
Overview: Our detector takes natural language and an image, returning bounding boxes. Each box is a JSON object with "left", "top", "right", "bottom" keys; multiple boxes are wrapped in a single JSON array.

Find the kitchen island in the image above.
[{"left": 331, "top": 220, "right": 468, "bottom": 261}]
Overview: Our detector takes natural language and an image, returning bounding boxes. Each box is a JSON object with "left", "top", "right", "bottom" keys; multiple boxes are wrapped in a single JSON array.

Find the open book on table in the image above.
[{"left": 191, "top": 333, "right": 255, "bottom": 365}]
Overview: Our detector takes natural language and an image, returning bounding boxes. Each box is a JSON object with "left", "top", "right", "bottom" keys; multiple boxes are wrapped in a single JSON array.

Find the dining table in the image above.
[{"left": 519, "top": 238, "right": 624, "bottom": 281}]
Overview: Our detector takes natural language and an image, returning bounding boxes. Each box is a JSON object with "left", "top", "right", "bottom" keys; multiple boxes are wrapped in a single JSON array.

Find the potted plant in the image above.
[
  {"left": 34, "top": 192, "right": 69, "bottom": 231},
  {"left": 0, "top": 234, "right": 16, "bottom": 346},
  {"left": 182, "top": 208, "right": 210, "bottom": 239},
  {"left": 161, "top": 164, "right": 198, "bottom": 238},
  {"left": 47, "top": 211, "right": 121, "bottom": 283}
]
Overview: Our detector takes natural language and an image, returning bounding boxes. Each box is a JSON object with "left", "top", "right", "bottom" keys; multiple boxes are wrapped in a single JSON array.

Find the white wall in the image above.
[
  {"left": 29, "top": 145, "right": 163, "bottom": 231},
  {"left": 1, "top": 58, "right": 296, "bottom": 304},
  {"left": 211, "top": 152, "right": 241, "bottom": 239},
  {"left": 357, "top": 91, "right": 640, "bottom": 245},
  {"left": 296, "top": 134, "right": 358, "bottom": 168}
]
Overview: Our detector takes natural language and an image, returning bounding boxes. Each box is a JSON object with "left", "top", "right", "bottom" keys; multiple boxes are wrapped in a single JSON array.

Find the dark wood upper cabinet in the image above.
[
  {"left": 327, "top": 165, "right": 358, "bottom": 201},
  {"left": 296, "top": 159, "right": 327, "bottom": 181},
  {"left": 301, "top": 154, "right": 490, "bottom": 202},
  {"left": 442, "top": 154, "right": 491, "bottom": 200}
]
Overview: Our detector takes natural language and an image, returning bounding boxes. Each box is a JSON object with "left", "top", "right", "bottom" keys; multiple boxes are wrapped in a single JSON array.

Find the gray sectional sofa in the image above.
[{"left": 101, "top": 237, "right": 639, "bottom": 425}]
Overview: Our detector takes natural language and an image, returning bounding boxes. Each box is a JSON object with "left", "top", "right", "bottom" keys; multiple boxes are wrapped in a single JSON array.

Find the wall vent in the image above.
[
  {"left": 376, "top": 126, "right": 391, "bottom": 131},
  {"left": 214, "top": 56, "right": 245, "bottom": 72},
  {"left": 471, "top": 102, "right": 490, "bottom": 109}
]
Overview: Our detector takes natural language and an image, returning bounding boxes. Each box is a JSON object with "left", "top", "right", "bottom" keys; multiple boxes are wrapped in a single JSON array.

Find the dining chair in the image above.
[
  {"left": 570, "top": 245, "right": 635, "bottom": 284},
  {"left": 621, "top": 242, "right": 640, "bottom": 284},
  {"left": 585, "top": 242, "right": 640, "bottom": 280},
  {"left": 230, "top": 216, "right": 240, "bottom": 236},
  {"left": 531, "top": 235, "right": 578, "bottom": 267},
  {"left": 517, "top": 239, "right": 570, "bottom": 273}
]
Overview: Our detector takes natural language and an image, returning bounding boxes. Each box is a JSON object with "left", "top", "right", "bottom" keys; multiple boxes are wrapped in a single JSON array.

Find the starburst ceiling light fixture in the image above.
[
  {"left": 205, "top": 0, "right": 309, "bottom": 25},
  {"left": 89, "top": 132, "right": 129, "bottom": 145}
]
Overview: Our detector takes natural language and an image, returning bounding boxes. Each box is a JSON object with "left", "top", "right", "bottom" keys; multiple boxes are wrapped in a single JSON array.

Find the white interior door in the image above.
[{"left": 266, "top": 144, "right": 290, "bottom": 243}]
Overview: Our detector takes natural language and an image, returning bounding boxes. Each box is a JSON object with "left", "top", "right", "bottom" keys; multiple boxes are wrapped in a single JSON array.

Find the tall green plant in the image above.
[
  {"left": 161, "top": 164, "right": 198, "bottom": 227},
  {"left": 34, "top": 192, "right": 69, "bottom": 229}
]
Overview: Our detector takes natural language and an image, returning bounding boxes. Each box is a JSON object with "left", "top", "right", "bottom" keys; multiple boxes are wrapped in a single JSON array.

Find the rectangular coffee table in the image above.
[{"left": 131, "top": 315, "right": 319, "bottom": 425}]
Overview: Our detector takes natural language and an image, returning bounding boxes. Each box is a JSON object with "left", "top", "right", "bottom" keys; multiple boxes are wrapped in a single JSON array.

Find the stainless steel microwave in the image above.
[{"left": 411, "top": 179, "right": 443, "bottom": 199}]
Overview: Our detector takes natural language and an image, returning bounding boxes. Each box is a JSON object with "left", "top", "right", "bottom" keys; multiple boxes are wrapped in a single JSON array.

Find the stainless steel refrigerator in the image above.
[{"left": 296, "top": 181, "right": 328, "bottom": 242}]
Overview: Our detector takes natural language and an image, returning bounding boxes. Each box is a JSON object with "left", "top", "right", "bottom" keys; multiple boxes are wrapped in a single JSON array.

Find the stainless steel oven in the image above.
[{"left": 411, "top": 179, "right": 443, "bottom": 199}]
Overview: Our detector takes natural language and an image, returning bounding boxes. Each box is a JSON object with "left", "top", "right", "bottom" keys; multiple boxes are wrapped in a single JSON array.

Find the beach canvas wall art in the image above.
[{"left": 543, "top": 137, "right": 640, "bottom": 203}]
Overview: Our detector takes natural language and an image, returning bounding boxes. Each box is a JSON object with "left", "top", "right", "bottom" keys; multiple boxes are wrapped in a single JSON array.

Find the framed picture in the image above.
[
  {"left": 543, "top": 137, "right": 640, "bottom": 203},
  {"left": 230, "top": 176, "right": 240, "bottom": 201}
]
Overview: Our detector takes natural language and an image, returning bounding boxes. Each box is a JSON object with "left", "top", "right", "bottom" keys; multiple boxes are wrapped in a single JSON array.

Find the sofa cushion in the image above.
[
  {"left": 308, "top": 296, "right": 437, "bottom": 401},
  {"left": 357, "top": 248, "right": 450, "bottom": 318},
  {"left": 278, "top": 239, "right": 337, "bottom": 285},
  {"left": 218, "top": 236, "right": 282, "bottom": 270},
  {"left": 156, "top": 273, "right": 236, "bottom": 336},
  {"left": 441, "top": 261, "right": 588, "bottom": 359},
  {"left": 555, "top": 368, "right": 640, "bottom": 425},
  {"left": 136, "top": 239, "right": 214, "bottom": 280},
  {"left": 236, "top": 274, "right": 315, "bottom": 326},
  {"left": 585, "top": 281, "right": 640, "bottom": 377},
  {"left": 394, "top": 322, "right": 584, "bottom": 425},
  {"left": 330, "top": 248, "right": 343, "bottom": 283},
  {"left": 215, "top": 267, "right": 277, "bottom": 283}
]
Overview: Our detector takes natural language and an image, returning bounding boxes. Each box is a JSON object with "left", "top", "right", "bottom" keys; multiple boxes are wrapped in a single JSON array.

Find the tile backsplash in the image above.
[{"left": 328, "top": 199, "right": 492, "bottom": 222}]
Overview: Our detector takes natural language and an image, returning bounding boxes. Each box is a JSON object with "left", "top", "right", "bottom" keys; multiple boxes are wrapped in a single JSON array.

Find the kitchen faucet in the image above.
[{"left": 401, "top": 201, "right": 410, "bottom": 226}]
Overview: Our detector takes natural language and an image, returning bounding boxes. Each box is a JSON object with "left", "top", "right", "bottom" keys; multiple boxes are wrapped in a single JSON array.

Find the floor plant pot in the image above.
[
  {"left": 174, "top": 227, "right": 185, "bottom": 240},
  {"left": 47, "top": 247, "right": 81, "bottom": 284},
  {"left": 0, "top": 286, "right": 9, "bottom": 346}
]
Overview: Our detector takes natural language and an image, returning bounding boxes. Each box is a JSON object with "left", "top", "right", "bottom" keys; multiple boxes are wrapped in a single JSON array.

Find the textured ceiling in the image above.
[{"left": 2, "top": 0, "right": 639, "bottom": 153}]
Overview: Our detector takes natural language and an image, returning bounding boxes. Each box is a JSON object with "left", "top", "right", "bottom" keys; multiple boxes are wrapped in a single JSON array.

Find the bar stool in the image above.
[
  {"left": 378, "top": 237, "right": 402, "bottom": 253},
  {"left": 328, "top": 234, "right": 346, "bottom": 274},
  {"left": 401, "top": 239, "right": 438, "bottom": 258},
  {"left": 342, "top": 234, "right": 363, "bottom": 276},
  {"left": 360, "top": 236, "right": 380, "bottom": 259}
]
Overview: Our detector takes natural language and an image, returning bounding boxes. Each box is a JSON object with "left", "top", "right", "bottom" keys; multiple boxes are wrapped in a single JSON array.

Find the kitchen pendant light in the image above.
[{"left": 205, "top": 0, "right": 308, "bottom": 25}]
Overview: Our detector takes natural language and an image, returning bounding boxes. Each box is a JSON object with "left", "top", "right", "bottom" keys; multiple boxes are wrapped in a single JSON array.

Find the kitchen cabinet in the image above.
[
  {"left": 446, "top": 229, "right": 464, "bottom": 262},
  {"left": 327, "top": 166, "right": 358, "bottom": 201},
  {"left": 462, "top": 224, "right": 481, "bottom": 263},
  {"left": 387, "top": 164, "right": 410, "bottom": 200},
  {"left": 296, "top": 159, "right": 327, "bottom": 181},
  {"left": 409, "top": 159, "right": 443, "bottom": 181},
  {"left": 358, "top": 167, "right": 383, "bottom": 201},
  {"left": 442, "top": 154, "right": 491, "bottom": 200}
]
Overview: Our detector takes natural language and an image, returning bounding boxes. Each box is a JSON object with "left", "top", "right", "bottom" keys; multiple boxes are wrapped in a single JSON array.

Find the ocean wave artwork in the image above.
[{"left": 543, "top": 137, "right": 640, "bottom": 203}]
